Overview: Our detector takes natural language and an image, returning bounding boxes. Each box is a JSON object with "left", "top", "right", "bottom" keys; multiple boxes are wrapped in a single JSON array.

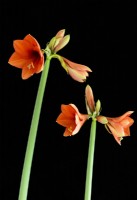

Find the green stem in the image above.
[
  {"left": 84, "top": 119, "right": 97, "bottom": 200},
  {"left": 18, "top": 57, "right": 51, "bottom": 200}
]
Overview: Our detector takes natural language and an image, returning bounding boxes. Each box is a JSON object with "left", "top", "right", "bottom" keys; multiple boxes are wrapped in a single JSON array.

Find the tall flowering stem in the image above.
[
  {"left": 84, "top": 118, "right": 97, "bottom": 200},
  {"left": 8, "top": 30, "right": 92, "bottom": 200},
  {"left": 18, "top": 57, "right": 51, "bottom": 200}
]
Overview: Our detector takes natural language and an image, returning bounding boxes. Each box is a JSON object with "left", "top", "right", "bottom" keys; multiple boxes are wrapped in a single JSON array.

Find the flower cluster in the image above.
[
  {"left": 8, "top": 28, "right": 134, "bottom": 146},
  {"left": 8, "top": 29, "right": 135, "bottom": 200},
  {"left": 8, "top": 29, "right": 91, "bottom": 81},
  {"left": 56, "top": 85, "right": 134, "bottom": 145},
  {"left": 8, "top": 29, "right": 134, "bottom": 144}
]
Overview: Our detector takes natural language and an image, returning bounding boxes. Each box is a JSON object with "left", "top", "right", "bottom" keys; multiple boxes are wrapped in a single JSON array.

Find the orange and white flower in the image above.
[
  {"left": 55, "top": 55, "right": 92, "bottom": 82},
  {"left": 97, "top": 111, "right": 134, "bottom": 145},
  {"left": 56, "top": 104, "right": 89, "bottom": 136}
]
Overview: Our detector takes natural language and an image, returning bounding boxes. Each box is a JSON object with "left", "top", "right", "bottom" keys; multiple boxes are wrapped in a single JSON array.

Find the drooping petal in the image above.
[
  {"left": 97, "top": 111, "right": 134, "bottom": 145},
  {"left": 107, "top": 111, "right": 134, "bottom": 122},
  {"left": 107, "top": 124, "right": 123, "bottom": 145},
  {"left": 62, "top": 57, "right": 92, "bottom": 72},
  {"left": 107, "top": 120, "right": 126, "bottom": 137},
  {"left": 67, "top": 67, "right": 87, "bottom": 82},
  {"left": 120, "top": 117, "right": 134, "bottom": 127}
]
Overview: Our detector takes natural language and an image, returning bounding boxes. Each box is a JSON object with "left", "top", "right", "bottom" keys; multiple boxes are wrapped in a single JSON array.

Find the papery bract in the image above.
[
  {"left": 8, "top": 34, "right": 44, "bottom": 79},
  {"left": 97, "top": 111, "right": 134, "bottom": 145},
  {"left": 56, "top": 104, "right": 89, "bottom": 136}
]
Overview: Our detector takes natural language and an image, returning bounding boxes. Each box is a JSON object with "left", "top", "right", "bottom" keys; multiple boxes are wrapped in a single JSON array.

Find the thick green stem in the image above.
[
  {"left": 84, "top": 119, "right": 97, "bottom": 200},
  {"left": 18, "top": 57, "right": 51, "bottom": 200}
]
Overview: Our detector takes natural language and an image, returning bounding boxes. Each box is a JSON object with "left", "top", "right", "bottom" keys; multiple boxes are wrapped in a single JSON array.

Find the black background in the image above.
[{"left": 1, "top": 1, "right": 137, "bottom": 200}]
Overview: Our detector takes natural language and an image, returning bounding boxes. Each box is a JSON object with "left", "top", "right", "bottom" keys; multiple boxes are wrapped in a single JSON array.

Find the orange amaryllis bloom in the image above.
[
  {"left": 55, "top": 55, "right": 92, "bottom": 82},
  {"left": 97, "top": 111, "right": 134, "bottom": 145},
  {"left": 56, "top": 104, "right": 89, "bottom": 136},
  {"left": 8, "top": 34, "right": 44, "bottom": 79},
  {"left": 48, "top": 29, "right": 70, "bottom": 53}
]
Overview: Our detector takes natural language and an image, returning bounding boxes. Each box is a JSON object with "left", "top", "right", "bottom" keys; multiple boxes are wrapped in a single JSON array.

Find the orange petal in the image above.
[
  {"left": 120, "top": 117, "right": 134, "bottom": 127},
  {"left": 21, "top": 65, "right": 35, "bottom": 79},
  {"left": 13, "top": 40, "right": 33, "bottom": 57},
  {"left": 109, "top": 111, "right": 134, "bottom": 122},
  {"left": 24, "top": 34, "right": 41, "bottom": 49},
  {"left": 33, "top": 57, "right": 44, "bottom": 73},
  {"left": 56, "top": 114, "right": 75, "bottom": 127},
  {"left": 67, "top": 67, "right": 86, "bottom": 82},
  {"left": 63, "top": 57, "right": 92, "bottom": 72},
  {"left": 61, "top": 104, "right": 76, "bottom": 117},
  {"left": 8, "top": 52, "right": 32, "bottom": 68}
]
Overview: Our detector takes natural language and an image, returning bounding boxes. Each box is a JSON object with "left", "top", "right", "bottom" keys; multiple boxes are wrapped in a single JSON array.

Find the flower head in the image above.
[
  {"left": 56, "top": 104, "right": 89, "bottom": 136},
  {"left": 47, "top": 29, "right": 70, "bottom": 53},
  {"left": 97, "top": 111, "right": 134, "bottom": 145},
  {"left": 8, "top": 34, "right": 44, "bottom": 79},
  {"left": 55, "top": 55, "right": 92, "bottom": 82},
  {"left": 46, "top": 29, "right": 91, "bottom": 82}
]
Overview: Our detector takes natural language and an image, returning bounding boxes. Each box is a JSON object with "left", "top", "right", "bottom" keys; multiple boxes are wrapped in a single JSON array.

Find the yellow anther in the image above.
[{"left": 68, "top": 126, "right": 73, "bottom": 132}]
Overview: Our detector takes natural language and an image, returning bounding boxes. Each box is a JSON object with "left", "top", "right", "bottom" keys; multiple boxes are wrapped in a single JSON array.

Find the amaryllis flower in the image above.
[
  {"left": 97, "top": 111, "right": 134, "bottom": 145},
  {"left": 47, "top": 29, "right": 70, "bottom": 53},
  {"left": 56, "top": 104, "right": 89, "bottom": 136},
  {"left": 8, "top": 34, "right": 44, "bottom": 79},
  {"left": 54, "top": 55, "right": 92, "bottom": 82}
]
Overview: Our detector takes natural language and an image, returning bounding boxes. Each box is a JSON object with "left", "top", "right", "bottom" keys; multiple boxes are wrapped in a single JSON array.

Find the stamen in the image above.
[
  {"left": 27, "top": 63, "right": 34, "bottom": 69},
  {"left": 68, "top": 126, "right": 73, "bottom": 132}
]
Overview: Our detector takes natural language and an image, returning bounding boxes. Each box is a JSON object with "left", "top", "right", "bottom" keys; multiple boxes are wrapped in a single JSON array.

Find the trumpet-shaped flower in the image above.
[
  {"left": 8, "top": 34, "right": 44, "bottom": 79},
  {"left": 47, "top": 29, "right": 70, "bottom": 53},
  {"left": 97, "top": 111, "right": 134, "bottom": 145},
  {"left": 56, "top": 104, "right": 89, "bottom": 136},
  {"left": 55, "top": 55, "right": 92, "bottom": 82}
]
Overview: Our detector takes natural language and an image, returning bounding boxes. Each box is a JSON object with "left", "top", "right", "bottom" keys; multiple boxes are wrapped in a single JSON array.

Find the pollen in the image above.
[
  {"left": 68, "top": 126, "right": 73, "bottom": 132},
  {"left": 27, "top": 63, "right": 34, "bottom": 69}
]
